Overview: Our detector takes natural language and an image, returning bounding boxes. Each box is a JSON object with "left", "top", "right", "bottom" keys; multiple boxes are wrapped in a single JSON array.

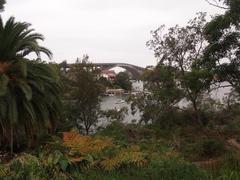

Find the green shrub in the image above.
[
  {"left": 80, "top": 158, "right": 208, "bottom": 180},
  {"left": 223, "top": 121, "right": 240, "bottom": 136},
  {"left": 221, "top": 153, "right": 240, "bottom": 171},
  {"left": 182, "top": 138, "right": 225, "bottom": 161},
  {"left": 96, "top": 121, "right": 128, "bottom": 143},
  {"left": 0, "top": 151, "right": 71, "bottom": 180},
  {"left": 8, "top": 154, "right": 46, "bottom": 179},
  {"left": 216, "top": 154, "right": 240, "bottom": 180},
  {"left": 196, "top": 138, "right": 224, "bottom": 158},
  {"left": 145, "top": 158, "right": 208, "bottom": 180},
  {"left": 216, "top": 169, "right": 240, "bottom": 180}
]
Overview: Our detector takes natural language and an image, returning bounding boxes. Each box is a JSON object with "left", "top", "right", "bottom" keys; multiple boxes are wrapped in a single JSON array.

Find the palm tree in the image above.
[
  {"left": 0, "top": 17, "right": 61, "bottom": 153},
  {"left": 0, "top": 17, "right": 52, "bottom": 62}
]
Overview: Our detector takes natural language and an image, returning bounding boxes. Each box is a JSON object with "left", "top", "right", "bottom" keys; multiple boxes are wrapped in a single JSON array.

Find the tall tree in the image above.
[
  {"left": 147, "top": 13, "right": 212, "bottom": 125},
  {"left": 0, "top": 17, "right": 61, "bottom": 153},
  {"left": 65, "top": 56, "right": 102, "bottom": 135},
  {"left": 203, "top": 0, "right": 240, "bottom": 95}
]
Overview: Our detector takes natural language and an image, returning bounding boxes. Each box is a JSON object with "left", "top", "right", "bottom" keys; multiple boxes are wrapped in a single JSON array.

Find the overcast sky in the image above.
[{"left": 2, "top": 0, "right": 224, "bottom": 67}]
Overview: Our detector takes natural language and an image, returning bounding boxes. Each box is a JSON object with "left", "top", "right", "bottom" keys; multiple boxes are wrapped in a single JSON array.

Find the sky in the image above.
[{"left": 2, "top": 0, "right": 225, "bottom": 67}]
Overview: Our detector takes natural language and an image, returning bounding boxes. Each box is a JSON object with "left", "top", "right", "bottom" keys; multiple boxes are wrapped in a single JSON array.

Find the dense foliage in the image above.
[
  {"left": 114, "top": 71, "right": 132, "bottom": 91},
  {"left": 1, "top": 123, "right": 240, "bottom": 179},
  {"left": 203, "top": 0, "right": 240, "bottom": 95},
  {"left": 0, "top": 129, "right": 210, "bottom": 179},
  {"left": 146, "top": 13, "right": 213, "bottom": 125}
]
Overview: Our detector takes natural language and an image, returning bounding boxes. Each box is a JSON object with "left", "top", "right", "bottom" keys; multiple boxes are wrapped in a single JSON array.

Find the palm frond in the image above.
[{"left": 0, "top": 17, "right": 52, "bottom": 61}]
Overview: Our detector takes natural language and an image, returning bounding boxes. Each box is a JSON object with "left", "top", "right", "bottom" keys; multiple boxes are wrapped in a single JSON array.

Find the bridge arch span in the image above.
[{"left": 94, "top": 63, "right": 144, "bottom": 80}]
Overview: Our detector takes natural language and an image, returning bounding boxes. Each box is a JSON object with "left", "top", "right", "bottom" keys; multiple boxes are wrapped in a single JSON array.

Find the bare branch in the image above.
[{"left": 205, "top": 0, "right": 229, "bottom": 9}]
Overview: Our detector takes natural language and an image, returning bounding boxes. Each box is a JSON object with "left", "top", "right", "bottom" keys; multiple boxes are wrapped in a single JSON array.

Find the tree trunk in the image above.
[
  {"left": 86, "top": 129, "right": 89, "bottom": 135},
  {"left": 192, "top": 100, "right": 203, "bottom": 126},
  {"left": 83, "top": 120, "right": 90, "bottom": 135}
]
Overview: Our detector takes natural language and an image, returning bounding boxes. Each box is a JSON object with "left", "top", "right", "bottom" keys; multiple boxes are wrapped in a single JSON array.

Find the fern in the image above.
[
  {"left": 0, "top": 164, "right": 9, "bottom": 177},
  {"left": 10, "top": 153, "right": 41, "bottom": 167},
  {"left": 100, "top": 158, "right": 121, "bottom": 171},
  {"left": 63, "top": 131, "right": 113, "bottom": 155},
  {"left": 62, "top": 131, "right": 149, "bottom": 171},
  {"left": 100, "top": 145, "right": 148, "bottom": 171}
]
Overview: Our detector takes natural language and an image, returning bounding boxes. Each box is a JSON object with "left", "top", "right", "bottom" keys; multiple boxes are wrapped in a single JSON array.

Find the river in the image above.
[
  {"left": 99, "top": 81, "right": 233, "bottom": 127},
  {"left": 99, "top": 94, "right": 141, "bottom": 126}
]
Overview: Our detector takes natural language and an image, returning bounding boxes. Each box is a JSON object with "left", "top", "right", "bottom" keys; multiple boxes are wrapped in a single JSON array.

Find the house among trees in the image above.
[{"left": 101, "top": 70, "right": 116, "bottom": 81}]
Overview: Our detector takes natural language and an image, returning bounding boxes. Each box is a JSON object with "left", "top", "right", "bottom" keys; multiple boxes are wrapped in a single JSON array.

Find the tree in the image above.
[
  {"left": 147, "top": 13, "right": 212, "bottom": 125},
  {"left": 0, "top": 0, "right": 5, "bottom": 12},
  {"left": 143, "top": 65, "right": 183, "bottom": 110},
  {"left": 0, "top": 17, "right": 61, "bottom": 153},
  {"left": 203, "top": 0, "right": 240, "bottom": 95},
  {"left": 115, "top": 71, "right": 132, "bottom": 91},
  {"left": 100, "top": 107, "right": 128, "bottom": 122},
  {"left": 130, "top": 65, "right": 183, "bottom": 127},
  {"left": 98, "top": 76, "right": 114, "bottom": 93},
  {"left": 65, "top": 56, "right": 102, "bottom": 135}
]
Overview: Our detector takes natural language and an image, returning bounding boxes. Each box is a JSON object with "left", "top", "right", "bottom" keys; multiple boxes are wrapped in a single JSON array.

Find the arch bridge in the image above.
[{"left": 93, "top": 63, "right": 144, "bottom": 80}]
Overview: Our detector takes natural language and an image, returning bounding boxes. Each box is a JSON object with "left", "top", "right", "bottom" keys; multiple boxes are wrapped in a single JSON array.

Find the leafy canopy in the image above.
[
  {"left": 203, "top": 0, "right": 240, "bottom": 94},
  {"left": 146, "top": 13, "right": 212, "bottom": 125},
  {"left": 62, "top": 56, "right": 102, "bottom": 135}
]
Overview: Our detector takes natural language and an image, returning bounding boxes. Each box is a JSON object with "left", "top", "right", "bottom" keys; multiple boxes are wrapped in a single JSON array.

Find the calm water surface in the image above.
[
  {"left": 99, "top": 95, "right": 141, "bottom": 126},
  {"left": 99, "top": 81, "right": 232, "bottom": 127}
]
